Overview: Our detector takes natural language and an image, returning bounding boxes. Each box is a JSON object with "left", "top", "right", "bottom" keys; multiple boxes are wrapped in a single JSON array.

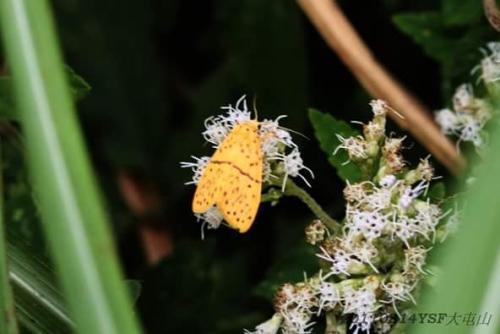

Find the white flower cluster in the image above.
[
  {"left": 245, "top": 101, "right": 444, "bottom": 334},
  {"left": 477, "top": 42, "right": 500, "bottom": 84},
  {"left": 181, "top": 96, "right": 312, "bottom": 233},
  {"left": 274, "top": 283, "right": 317, "bottom": 334},
  {"left": 342, "top": 164, "right": 441, "bottom": 246},
  {"left": 435, "top": 84, "right": 491, "bottom": 148},
  {"left": 246, "top": 275, "right": 384, "bottom": 334},
  {"left": 343, "top": 282, "right": 378, "bottom": 334},
  {"left": 434, "top": 42, "right": 500, "bottom": 149}
]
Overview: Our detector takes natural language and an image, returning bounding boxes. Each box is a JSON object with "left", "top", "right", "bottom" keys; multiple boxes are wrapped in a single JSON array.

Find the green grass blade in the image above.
[
  {"left": 0, "top": 141, "right": 19, "bottom": 334},
  {"left": 409, "top": 117, "right": 500, "bottom": 333},
  {"left": 8, "top": 232, "right": 73, "bottom": 333},
  {"left": 0, "top": 1, "right": 142, "bottom": 333}
]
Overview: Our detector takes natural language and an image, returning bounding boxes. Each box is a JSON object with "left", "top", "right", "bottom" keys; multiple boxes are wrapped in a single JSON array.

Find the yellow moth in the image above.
[{"left": 192, "top": 120, "right": 262, "bottom": 233}]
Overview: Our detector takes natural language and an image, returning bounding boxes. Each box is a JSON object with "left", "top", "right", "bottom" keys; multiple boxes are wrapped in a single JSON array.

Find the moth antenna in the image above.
[
  {"left": 252, "top": 95, "right": 259, "bottom": 120},
  {"left": 279, "top": 125, "right": 310, "bottom": 140}
]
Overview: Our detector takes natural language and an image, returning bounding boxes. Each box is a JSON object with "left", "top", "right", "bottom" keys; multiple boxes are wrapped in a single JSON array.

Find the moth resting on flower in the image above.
[{"left": 181, "top": 96, "right": 313, "bottom": 234}]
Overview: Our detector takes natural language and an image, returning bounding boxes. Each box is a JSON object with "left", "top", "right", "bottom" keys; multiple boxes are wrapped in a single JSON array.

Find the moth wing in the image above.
[
  {"left": 213, "top": 121, "right": 263, "bottom": 232},
  {"left": 211, "top": 121, "right": 262, "bottom": 181},
  {"left": 192, "top": 159, "right": 225, "bottom": 213},
  {"left": 217, "top": 167, "right": 261, "bottom": 233},
  {"left": 192, "top": 121, "right": 263, "bottom": 233}
]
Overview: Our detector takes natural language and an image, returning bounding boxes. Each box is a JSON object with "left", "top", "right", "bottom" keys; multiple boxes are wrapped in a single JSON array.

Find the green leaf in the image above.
[
  {"left": 426, "top": 182, "right": 446, "bottom": 201},
  {"left": 393, "top": 12, "right": 452, "bottom": 64},
  {"left": 308, "top": 108, "right": 362, "bottom": 182},
  {"left": 64, "top": 66, "right": 91, "bottom": 101},
  {"left": 0, "top": 141, "right": 18, "bottom": 334},
  {"left": 441, "top": 0, "right": 483, "bottom": 27},
  {"left": 393, "top": 11, "right": 494, "bottom": 91},
  {"left": 8, "top": 231, "right": 73, "bottom": 334}
]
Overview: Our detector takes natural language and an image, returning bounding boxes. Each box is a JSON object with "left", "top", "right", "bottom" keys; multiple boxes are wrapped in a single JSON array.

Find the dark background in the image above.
[{"left": 44, "top": 0, "right": 495, "bottom": 332}]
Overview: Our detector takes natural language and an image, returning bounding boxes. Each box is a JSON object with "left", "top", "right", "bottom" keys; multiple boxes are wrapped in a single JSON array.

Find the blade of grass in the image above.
[
  {"left": 0, "top": 140, "right": 19, "bottom": 334},
  {"left": 0, "top": 1, "right": 142, "bottom": 333},
  {"left": 409, "top": 99, "right": 500, "bottom": 333},
  {"left": 7, "top": 231, "right": 73, "bottom": 334}
]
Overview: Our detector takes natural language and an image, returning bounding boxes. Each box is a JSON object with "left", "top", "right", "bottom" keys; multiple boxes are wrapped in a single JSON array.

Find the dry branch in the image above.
[{"left": 297, "top": 0, "right": 465, "bottom": 174}]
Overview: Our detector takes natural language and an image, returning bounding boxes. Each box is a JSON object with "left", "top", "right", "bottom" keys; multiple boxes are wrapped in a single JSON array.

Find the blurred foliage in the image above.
[
  {"left": 393, "top": 0, "right": 496, "bottom": 96},
  {"left": 0, "top": 0, "right": 497, "bottom": 333}
]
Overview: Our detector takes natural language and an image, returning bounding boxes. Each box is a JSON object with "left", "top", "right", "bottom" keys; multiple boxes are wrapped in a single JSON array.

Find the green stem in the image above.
[
  {"left": 325, "top": 311, "right": 346, "bottom": 334},
  {"left": 270, "top": 178, "right": 341, "bottom": 234},
  {"left": 0, "top": 141, "right": 19, "bottom": 334}
]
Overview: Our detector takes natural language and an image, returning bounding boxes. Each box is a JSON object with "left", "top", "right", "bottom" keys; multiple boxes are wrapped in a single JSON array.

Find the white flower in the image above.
[
  {"left": 457, "top": 114, "right": 483, "bottom": 146},
  {"left": 344, "top": 182, "right": 368, "bottom": 203},
  {"left": 316, "top": 273, "right": 342, "bottom": 314},
  {"left": 413, "top": 200, "right": 442, "bottom": 239},
  {"left": 349, "top": 210, "right": 388, "bottom": 241},
  {"left": 202, "top": 95, "right": 251, "bottom": 147},
  {"left": 398, "top": 181, "right": 428, "bottom": 209},
  {"left": 194, "top": 206, "right": 224, "bottom": 239},
  {"left": 274, "top": 282, "right": 316, "bottom": 334},
  {"left": 316, "top": 246, "right": 360, "bottom": 277},
  {"left": 202, "top": 117, "right": 230, "bottom": 147},
  {"left": 276, "top": 149, "right": 314, "bottom": 191},
  {"left": 180, "top": 156, "right": 210, "bottom": 185},
  {"left": 220, "top": 95, "right": 252, "bottom": 127},
  {"left": 244, "top": 314, "right": 283, "bottom": 334},
  {"left": 268, "top": 149, "right": 313, "bottom": 191},
  {"left": 365, "top": 187, "right": 393, "bottom": 211},
  {"left": 334, "top": 135, "right": 368, "bottom": 161},
  {"left": 390, "top": 215, "right": 423, "bottom": 247},
  {"left": 381, "top": 281, "right": 416, "bottom": 317},
  {"left": 379, "top": 174, "right": 397, "bottom": 188},
  {"left": 369, "top": 99, "right": 389, "bottom": 116},
  {"left": 342, "top": 284, "right": 378, "bottom": 334},
  {"left": 259, "top": 116, "right": 313, "bottom": 189},
  {"left": 383, "top": 137, "right": 405, "bottom": 154},
  {"left": 281, "top": 308, "right": 314, "bottom": 334},
  {"left": 259, "top": 116, "right": 296, "bottom": 154},
  {"left": 350, "top": 313, "right": 375, "bottom": 334},
  {"left": 435, "top": 108, "right": 459, "bottom": 135},
  {"left": 275, "top": 283, "right": 317, "bottom": 313},
  {"left": 478, "top": 42, "right": 500, "bottom": 84},
  {"left": 403, "top": 246, "right": 428, "bottom": 276},
  {"left": 452, "top": 84, "right": 474, "bottom": 112},
  {"left": 344, "top": 239, "right": 379, "bottom": 272}
]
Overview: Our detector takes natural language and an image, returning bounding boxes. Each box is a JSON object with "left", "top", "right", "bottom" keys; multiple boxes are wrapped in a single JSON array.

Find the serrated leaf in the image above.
[
  {"left": 441, "top": 0, "right": 482, "bottom": 27},
  {"left": 392, "top": 11, "right": 494, "bottom": 91},
  {"left": 308, "top": 108, "right": 362, "bottom": 182},
  {"left": 393, "top": 12, "right": 451, "bottom": 63}
]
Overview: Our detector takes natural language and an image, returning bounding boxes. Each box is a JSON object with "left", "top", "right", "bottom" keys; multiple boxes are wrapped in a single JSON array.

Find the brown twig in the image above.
[
  {"left": 297, "top": 0, "right": 465, "bottom": 174},
  {"left": 484, "top": 0, "right": 500, "bottom": 32}
]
